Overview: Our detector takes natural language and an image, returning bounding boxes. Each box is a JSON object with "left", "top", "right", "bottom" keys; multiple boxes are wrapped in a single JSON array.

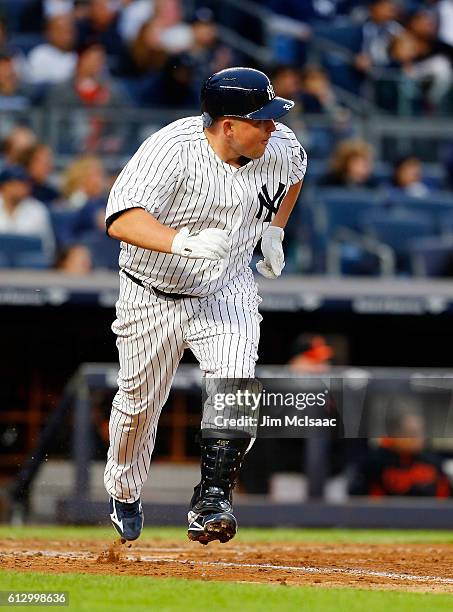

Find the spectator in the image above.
[
  {"left": 137, "top": 53, "right": 198, "bottom": 107},
  {"left": 354, "top": 0, "right": 402, "bottom": 76},
  {"left": 0, "top": 165, "right": 55, "bottom": 257},
  {"left": 48, "top": 0, "right": 74, "bottom": 15},
  {"left": 403, "top": 9, "right": 453, "bottom": 110},
  {"left": 0, "top": 51, "right": 31, "bottom": 113},
  {"left": 0, "top": 15, "right": 29, "bottom": 84},
  {"left": 26, "top": 13, "right": 77, "bottom": 85},
  {"left": 389, "top": 155, "right": 430, "bottom": 198},
  {"left": 386, "top": 30, "right": 422, "bottom": 113},
  {"left": 149, "top": 0, "right": 192, "bottom": 54},
  {"left": 48, "top": 155, "right": 106, "bottom": 246},
  {"left": 349, "top": 406, "right": 452, "bottom": 497},
  {"left": 120, "top": 0, "right": 192, "bottom": 76},
  {"left": 48, "top": 43, "right": 123, "bottom": 106},
  {"left": 119, "top": 0, "right": 154, "bottom": 43},
  {"left": 288, "top": 333, "right": 335, "bottom": 373},
  {"left": 1, "top": 127, "right": 37, "bottom": 167},
  {"left": 320, "top": 139, "right": 379, "bottom": 188},
  {"left": 62, "top": 154, "right": 106, "bottom": 209},
  {"left": 271, "top": 64, "right": 301, "bottom": 100},
  {"left": 18, "top": 143, "right": 61, "bottom": 205},
  {"left": 270, "top": 65, "right": 305, "bottom": 135},
  {"left": 437, "top": 0, "right": 453, "bottom": 48},
  {"left": 74, "top": 0, "right": 90, "bottom": 20},
  {"left": 0, "top": 15, "right": 7, "bottom": 48},
  {"left": 46, "top": 44, "right": 127, "bottom": 153},
  {"left": 76, "top": 0, "right": 124, "bottom": 59},
  {"left": 186, "top": 7, "right": 233, "bottom": 91},
  {"left": 300, "top": 65, "right": 350, "bottom": 123},
  {"left": 271, "top": 64, "right": 351, "bottom": 159},
  {"left": 121, "top": 16, "right": 168, "bottom": 75},
  {"left": 55, "top": 243, "right": 92, "bottom": 274}
]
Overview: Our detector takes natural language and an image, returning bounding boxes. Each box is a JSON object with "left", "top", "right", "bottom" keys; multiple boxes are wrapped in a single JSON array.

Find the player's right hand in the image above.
[{"left": 171, "top": 227, "right": 230, "bottom": 261}]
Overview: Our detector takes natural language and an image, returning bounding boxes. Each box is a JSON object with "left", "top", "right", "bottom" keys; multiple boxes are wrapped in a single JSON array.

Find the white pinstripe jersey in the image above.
[{"left": 106, "top": 115, "right": 307, "bottom": 296}]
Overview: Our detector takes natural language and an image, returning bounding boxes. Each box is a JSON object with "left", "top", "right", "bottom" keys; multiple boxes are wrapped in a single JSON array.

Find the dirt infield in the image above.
[{"left": 1, "top": 537, "right": 453, "bottom": 593}]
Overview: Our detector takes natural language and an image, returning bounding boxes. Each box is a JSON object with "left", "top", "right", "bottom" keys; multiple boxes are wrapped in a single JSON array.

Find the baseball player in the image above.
[{"left": 104, "top": 67, "right": 307, "bottom": 545}]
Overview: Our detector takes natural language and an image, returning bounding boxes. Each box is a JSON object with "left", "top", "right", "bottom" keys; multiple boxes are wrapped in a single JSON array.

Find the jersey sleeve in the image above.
[
  {"left": 274, "top": 122, "right": 308, "bottom": 186},
  {"left": 105, "top": 131, "right": 183, "bottom": 226},
  {"left": 288, "top": 131, "right": 307, "bottom": 186},
  {"left": 290, "top": 143, "right": 307, "bottom": 185}
]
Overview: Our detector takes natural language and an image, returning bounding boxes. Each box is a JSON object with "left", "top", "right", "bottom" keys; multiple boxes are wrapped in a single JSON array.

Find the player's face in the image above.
[{"left": 227, "top": 118, "right": 276, "bottom": 159}]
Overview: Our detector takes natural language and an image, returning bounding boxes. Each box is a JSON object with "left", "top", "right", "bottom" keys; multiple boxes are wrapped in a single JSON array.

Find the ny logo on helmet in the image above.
[
  {"left": 283, "top": 103, "right": 292, "bottom": 110},
  {"left": 256, "top": 182, "right": 286, "bottom": 222},
  {"left": 266, "top": 84, "right": 275, "bottom": 100}
]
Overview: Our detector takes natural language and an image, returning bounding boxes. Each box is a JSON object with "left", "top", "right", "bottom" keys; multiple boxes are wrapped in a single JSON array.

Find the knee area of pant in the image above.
[{"left": 113, "top": 391, "right": 150, "bottom": 415}]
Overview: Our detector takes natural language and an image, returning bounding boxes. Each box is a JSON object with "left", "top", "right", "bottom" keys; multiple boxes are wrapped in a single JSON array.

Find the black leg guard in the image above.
[
  {"left": 188, "top": 432, "right": 250, "bottom": 545},
  {"left": 192, "top": 433, "right": 250, "bottom": 503}
]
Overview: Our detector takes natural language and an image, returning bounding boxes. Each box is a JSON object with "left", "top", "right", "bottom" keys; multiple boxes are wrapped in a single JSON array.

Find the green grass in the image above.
[
  {"left": 0, "top": 571, "right": 452, "bottom": 612},
  {"left": 2, "top": 524, "right": 453, "bottom": 544}
]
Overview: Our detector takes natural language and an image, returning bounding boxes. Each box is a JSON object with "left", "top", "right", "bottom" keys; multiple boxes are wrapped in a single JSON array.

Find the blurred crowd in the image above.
[
  {"left": 0, "top": 0, "right": 235, "bottom": 112},
  {"left": 268, "top": 0, "right": 453, "bottom": 115},
  {"left": 1, "top": 0, "right": 452, "bottom": 114},
  {"left": 0, "top": 124, "right": 117, "bottom": 273}
]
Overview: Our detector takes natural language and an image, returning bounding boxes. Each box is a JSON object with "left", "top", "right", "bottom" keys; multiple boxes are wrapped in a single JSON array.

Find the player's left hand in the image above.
[{"left": 256, "top": 226, "right": 284, "bottom": 279}]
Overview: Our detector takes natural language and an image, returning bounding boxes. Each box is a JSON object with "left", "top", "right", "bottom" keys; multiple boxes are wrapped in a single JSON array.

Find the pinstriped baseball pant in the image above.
[{"left": 104, "top": 269, "right": 262, "bottom": 503}]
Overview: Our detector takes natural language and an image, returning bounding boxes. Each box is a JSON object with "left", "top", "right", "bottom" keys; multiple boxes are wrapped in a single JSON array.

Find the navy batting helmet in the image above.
[{"left": 200, "top": 67, "right": 295, "bottom": 127}]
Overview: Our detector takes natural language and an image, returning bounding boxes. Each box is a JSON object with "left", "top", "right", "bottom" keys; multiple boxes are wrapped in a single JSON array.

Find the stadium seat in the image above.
[
  {"left": 313, "top": 23, "right": 363, "bottom": 94},
  {"left": 318, "top": 188, "right": 383, "bottom": 237},
  {"left": 303, "top": 159, "right": 327, "bottom": 185},
  {"left": 439, "top": 210, "right": 453, "bottom": 236},
  {"left": 423, "top": 164, "right": 447, "bottom": 190},
  {"left": 329, "top": 241, "right": 386, "bottom": 276},
  {"left": 80, "top": 231, "right": 120, "bottom": 270},
  {"left": 373, "top": 162, "right": 392, "bottom": 184},
  {"left": 0, "top": 252, "right": 9, "bottom": 268},
  {"left": 386, "top": 193, "right": 453, "bottom": 231},
  {"left": 359, "top": 208, "right": 436, "bottom": 274},
  {"left": 360, "top": 207, "right": 435, "bottom": 248},
  {"left": 376, "top": 164, "right": 446, "bottom": 190},
  {"left": 284, "top": 197, "right": 318, "bottom": 273},
  {"left": 313, "top": 23, "right": 362, "bottom": 52},
  {"left": 15, "top": 252, "right": 51, "bottom": 269},
  {"left": 0, "top": 233, "right": 50, "bottom": 268},
  {"left": 409, "top": 235, "right": 453, "bottom": 277},
  {"left": 305, "top": 125, "right": 338, "bottom": 160},
  {"left": 50, "top": 209, "right": 78, "bottom": 247}
]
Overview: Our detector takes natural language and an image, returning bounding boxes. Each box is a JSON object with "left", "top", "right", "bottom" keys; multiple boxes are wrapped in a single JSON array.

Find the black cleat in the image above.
[
  {"left": 109, "top": 497, "right": 144, "bottom": 542},
  {"left": 188, "top": 487, "right": 237, "bottom": 545}
]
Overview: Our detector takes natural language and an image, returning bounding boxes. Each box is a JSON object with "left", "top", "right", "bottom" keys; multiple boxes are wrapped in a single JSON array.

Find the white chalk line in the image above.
[{"left": 3, "top": 549, "right": 453, "bottom": 586}]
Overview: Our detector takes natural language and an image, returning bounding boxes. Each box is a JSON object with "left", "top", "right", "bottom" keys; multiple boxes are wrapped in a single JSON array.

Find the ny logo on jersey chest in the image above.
[{"left": 256, "top": 182, "right": 286, "bottom": 222}]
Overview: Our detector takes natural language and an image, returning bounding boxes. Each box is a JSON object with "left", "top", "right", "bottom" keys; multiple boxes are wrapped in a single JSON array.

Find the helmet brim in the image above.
[{"left": 245, "top": 96, "right": 295, "bottom": 120}]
